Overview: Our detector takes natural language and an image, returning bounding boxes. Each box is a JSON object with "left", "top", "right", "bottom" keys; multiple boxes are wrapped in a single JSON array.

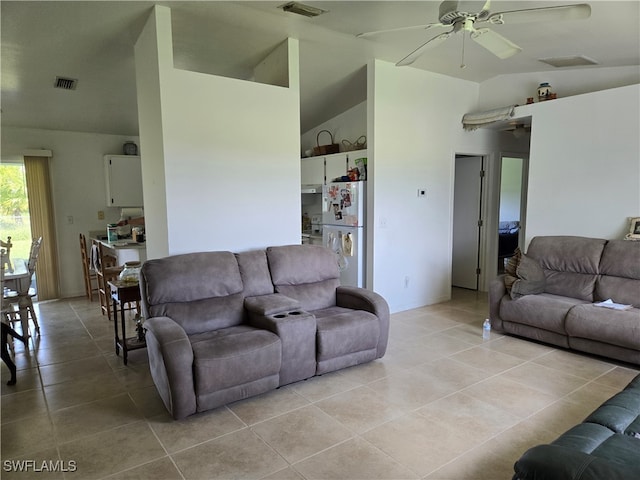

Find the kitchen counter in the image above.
[{"left": 90, "top": 232, "right": 147, "bottom": 264}]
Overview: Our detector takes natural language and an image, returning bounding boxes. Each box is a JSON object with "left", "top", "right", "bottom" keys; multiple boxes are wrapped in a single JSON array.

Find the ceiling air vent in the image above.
[
  {"left": 278, "top": 2, "right": 327, "bottom": 17},
  {"left": 54, "top": 76, "right": 78, "bottom": 90},
  {"left": 538, "top": 55, "right": 598, "bottom": 68}
]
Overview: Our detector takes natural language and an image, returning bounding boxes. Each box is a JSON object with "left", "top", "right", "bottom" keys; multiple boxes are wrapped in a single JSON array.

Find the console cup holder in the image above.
[{"left": 272, "top": 310, "right": 307, "bottom": 319}]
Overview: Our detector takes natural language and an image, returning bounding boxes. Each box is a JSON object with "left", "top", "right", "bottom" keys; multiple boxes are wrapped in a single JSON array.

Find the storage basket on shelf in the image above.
[{"left": 312, "top": 130, "right": 340, "bottom": 156}]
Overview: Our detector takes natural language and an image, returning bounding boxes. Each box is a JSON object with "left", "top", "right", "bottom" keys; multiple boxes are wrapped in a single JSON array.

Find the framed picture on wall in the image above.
[{"left": 625, "top": 217, "right": 640, "bottom": 240}]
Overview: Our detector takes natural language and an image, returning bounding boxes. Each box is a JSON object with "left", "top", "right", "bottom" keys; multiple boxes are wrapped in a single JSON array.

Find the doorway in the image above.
[
  {"left": 0, "top": 162, "right": 32, "bottom": 260},
  {"left": 452, "top": 155, "right": 484, "bottom": 290},
  {"left": 497, "top": 154, "right": 529, "bottom": 272}
]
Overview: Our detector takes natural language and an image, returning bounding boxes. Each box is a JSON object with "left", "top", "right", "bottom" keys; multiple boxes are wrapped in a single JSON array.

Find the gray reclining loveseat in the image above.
[{"left": 139, "top": 244, "right": 389, "bottom": 419}]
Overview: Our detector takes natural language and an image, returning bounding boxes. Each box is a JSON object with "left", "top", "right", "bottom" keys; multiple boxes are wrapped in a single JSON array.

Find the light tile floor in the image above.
[{"left": 1, "top": 289, "right": 638, "bottom": 479}]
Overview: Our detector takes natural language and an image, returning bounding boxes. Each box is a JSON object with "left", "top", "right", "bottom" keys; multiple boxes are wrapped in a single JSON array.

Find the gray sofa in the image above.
[
  {"left": 489, "top": 236, "right": 640, "bottom": 365},
  {"left": 139, "top": 244, "right": 389, "bottom": 419}
]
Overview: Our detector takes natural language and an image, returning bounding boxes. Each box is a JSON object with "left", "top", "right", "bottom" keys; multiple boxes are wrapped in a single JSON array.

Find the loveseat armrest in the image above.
[
  {"left": 248, "top": 310, "right": 316, "bottom": 386},
  {"left": 336, "top": 286, "right": 390, "bottom": 358},
  {"left": 244, "top": 293, "right": 301, "bottom": 316},
  {"left": 513, "top": 444, "right": 640, "bottom": 480},
  {"left": 144, "top": 316, "right": 196, "bottom": 420},
  {"left": 489, "top": 275, "right": 507, "bottom": 331}
]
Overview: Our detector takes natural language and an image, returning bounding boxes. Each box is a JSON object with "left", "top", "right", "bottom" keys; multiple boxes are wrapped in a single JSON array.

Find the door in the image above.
[{"left": 452, "top": 156, "right": 484, "bottom": 290}]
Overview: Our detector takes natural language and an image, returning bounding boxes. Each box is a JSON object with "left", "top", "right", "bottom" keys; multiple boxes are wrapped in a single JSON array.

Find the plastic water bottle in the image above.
[{"left": 482, "top": 319, "right": 491, "bottom": 340}]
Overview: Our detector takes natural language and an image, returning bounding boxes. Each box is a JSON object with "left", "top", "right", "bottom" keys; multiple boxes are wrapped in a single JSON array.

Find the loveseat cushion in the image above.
[
  {"left": 267, "top": 245, "right": 340, "bottom": 311},
  {"left": 315, "top": 309, "right": 379, "bottom": 362},
  {"left": 566, "top": 304, "right": 640, "bottom": 352},
  {"left": 190, "top": 325, "right": 281, "bottom": 394},
  {"left": 527, "top": 236, "right": 607, "bottom": 301},
  {"left": 500, "top": 293, "right": 588, "bottom": 335},
  {"left": 141, "top": 251, "right": 246, "bottom": 335},
  {"left": 236, "top": 249, "right": 275, "bottom": 297},
  {"left": 595, "top": 239, "right": 640, "bottom": 308}
]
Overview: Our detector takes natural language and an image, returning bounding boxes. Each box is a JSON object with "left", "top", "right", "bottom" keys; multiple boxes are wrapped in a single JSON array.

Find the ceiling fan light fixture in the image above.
[
  {"left": 471, "top": 29, "right": 521, "bottom": 59},
  {"left": 278, "top": 2, "right": 327, "bottom": 18},
  {"left": 538, "top": 55, "right": 599, "bottom": 68}
]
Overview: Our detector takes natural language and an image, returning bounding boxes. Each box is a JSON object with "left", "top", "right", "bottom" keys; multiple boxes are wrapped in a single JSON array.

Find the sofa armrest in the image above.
[
  {"left": 244, "top": 293, "right": 300, "bottom": 316},
  {"left": 248, "top": 310, "right": 316, "bottom": 386},
  {"left": 336, "top": 286, "right": 390, "bottom": 358},
  {"left": 489, "top": 276, "right": 507, "bottom": 332},
  {"left": 513, "top": 444, "right": 640, "bottom": 480},
  {"left": 144, "top": 316, "right": 196, "bottom": 420}
]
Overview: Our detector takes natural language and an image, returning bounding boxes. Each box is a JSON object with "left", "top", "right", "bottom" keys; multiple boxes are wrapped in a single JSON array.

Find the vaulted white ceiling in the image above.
[{"left": 2, "top": 1, "right": 638, "bottom": 135}]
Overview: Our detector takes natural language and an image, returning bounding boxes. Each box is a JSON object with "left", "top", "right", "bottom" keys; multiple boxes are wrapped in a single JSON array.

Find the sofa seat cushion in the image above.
[
  {"left": 314, "top": 309, "right": 380, "bottom": 361},
  {"left": 566, "top": 304, "right": 640, "bottom": 351},
  {"left": 190, "top": 326, "right": 281, "bottom": 394},
  {"left": 500, "top": 293, "right": 588, "bottom": 335}
]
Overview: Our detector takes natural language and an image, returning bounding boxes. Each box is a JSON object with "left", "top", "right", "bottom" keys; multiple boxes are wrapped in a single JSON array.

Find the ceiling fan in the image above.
[{"left": 357, "top": 1, "right": 591, "bottom": 67}]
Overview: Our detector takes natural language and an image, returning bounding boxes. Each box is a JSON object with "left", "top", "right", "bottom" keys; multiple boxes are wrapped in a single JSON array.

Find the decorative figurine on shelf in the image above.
[
  {"left": 537, "top": 82, "right": 553, "bottom": 102},
  {"left": 123, "top": 141, "right": 138, "bottom": 155}
]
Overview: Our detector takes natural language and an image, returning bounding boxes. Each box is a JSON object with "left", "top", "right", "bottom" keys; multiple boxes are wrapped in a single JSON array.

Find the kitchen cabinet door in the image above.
[
  {"left": 301, "top": 156, "right": 325, "bottom": 185},
  {"left": 325, "top": 152, "right": 348, "bottom": 183},
  {"left": 104, "top": 155, "right": 143, "bottom": 207}
]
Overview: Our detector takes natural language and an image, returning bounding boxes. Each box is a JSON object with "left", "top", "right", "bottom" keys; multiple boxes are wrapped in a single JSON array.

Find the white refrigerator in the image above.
[{"left": 322, "top": 181, "right": 366, "bottom": 287}]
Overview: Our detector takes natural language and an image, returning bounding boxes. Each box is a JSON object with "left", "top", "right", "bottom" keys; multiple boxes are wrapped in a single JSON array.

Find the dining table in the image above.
[{"left": 2, "top": 258, "right": 33, "bottom": 338}]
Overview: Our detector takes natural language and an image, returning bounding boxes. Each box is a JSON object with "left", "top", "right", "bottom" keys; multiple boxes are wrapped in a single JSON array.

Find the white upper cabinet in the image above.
[
  {"left": 300, "top": 149, "right": 367, "bottom": 186},
  {"left": 301, "top": 156, "right": 325, "bottom": 185},
  {"left": 325, "top": 152, "right": 348, "bottom": 183},
  {"left": 104, "top": 155, "right": 143, "bottom": 207}
]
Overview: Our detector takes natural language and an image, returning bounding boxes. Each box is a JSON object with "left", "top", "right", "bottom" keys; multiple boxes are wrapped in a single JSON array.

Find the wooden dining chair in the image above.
[
  {"left": 79, "top": 233, "right": 99, "bottom": 301},
  {"left": 93, "top": 240, "right": 123, "bottom": 317},
  {"left": 0, "top": 236, "right": 12, "bottom": 272},
  {"left": 3, "top": 237, "right": 42, "bottom": 337}
]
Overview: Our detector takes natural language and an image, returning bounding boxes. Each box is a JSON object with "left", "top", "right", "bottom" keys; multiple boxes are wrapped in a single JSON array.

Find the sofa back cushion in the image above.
[
  {"left": 596, "top": 239, "right": 640, "bottom": 307},
  {"left": 526, "top": 236, "right": 607, "bottom": 301},
  {"left": 236, "top": 249, "right": 274, "bottom": 297},
  {"left": 266, "top": 245, "right": 339, "bottom": 311},
  {"left": 140, "top": 251, "right": 245, "bottom": 335}
]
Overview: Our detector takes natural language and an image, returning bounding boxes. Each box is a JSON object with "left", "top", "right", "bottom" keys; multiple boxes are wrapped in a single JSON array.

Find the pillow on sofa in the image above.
[{"left": 504, "top": 248, "right": 546, "bottom": 299}]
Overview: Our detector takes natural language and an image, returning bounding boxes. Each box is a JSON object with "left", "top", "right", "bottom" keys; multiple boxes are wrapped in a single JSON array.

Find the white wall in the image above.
[
  {"left": 136, "top": 6, "right": 301, "bottom": 256},
  {"left": 1, "top": 126, "right": 139, "bottom": 298},
  {"left": 368, "top": 60, "right": 494, "bottom": 312},
  {"left": 523, "top": 84, "right": 640, "bottom": 242},
  {"left": 134, "top": 5, "right": 171, "bottom": 260}
]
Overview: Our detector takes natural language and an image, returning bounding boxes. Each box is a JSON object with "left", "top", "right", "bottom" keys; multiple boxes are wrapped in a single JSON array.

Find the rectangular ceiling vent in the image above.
[
  {"left": 538, "top": 55, "right": 599, "bottom": 68},
  {"left": 54, "top": 76, "right": 78, "bottom": 90},
  {"left": 278, "top": 2, "right": 327, "bottom": 18}
]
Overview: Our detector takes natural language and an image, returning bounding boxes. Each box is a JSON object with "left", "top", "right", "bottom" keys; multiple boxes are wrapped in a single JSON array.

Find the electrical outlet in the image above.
[
  {"left": 417, "top": 188, "right": 426, "bottom": 197},
  {"left": 66, "top": 215, "right": 74, "bottom": 225},
  {"left": 98, "top": 210, "right": 105, "bottom": 220}
]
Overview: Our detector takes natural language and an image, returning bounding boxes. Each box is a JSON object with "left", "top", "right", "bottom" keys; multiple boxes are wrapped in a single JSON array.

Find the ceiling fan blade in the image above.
[
  {"left": 487, "top": 3, "right": 591, "bottom": 25},
  {"left": 357, "top": 22, "right": 446, "bottom": 38},
  {"left": 471, "top": 28, "right": 522, "bottom": 59},
  {"left": 396, "top": 32, "right": 452, "bottom": 66}
]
